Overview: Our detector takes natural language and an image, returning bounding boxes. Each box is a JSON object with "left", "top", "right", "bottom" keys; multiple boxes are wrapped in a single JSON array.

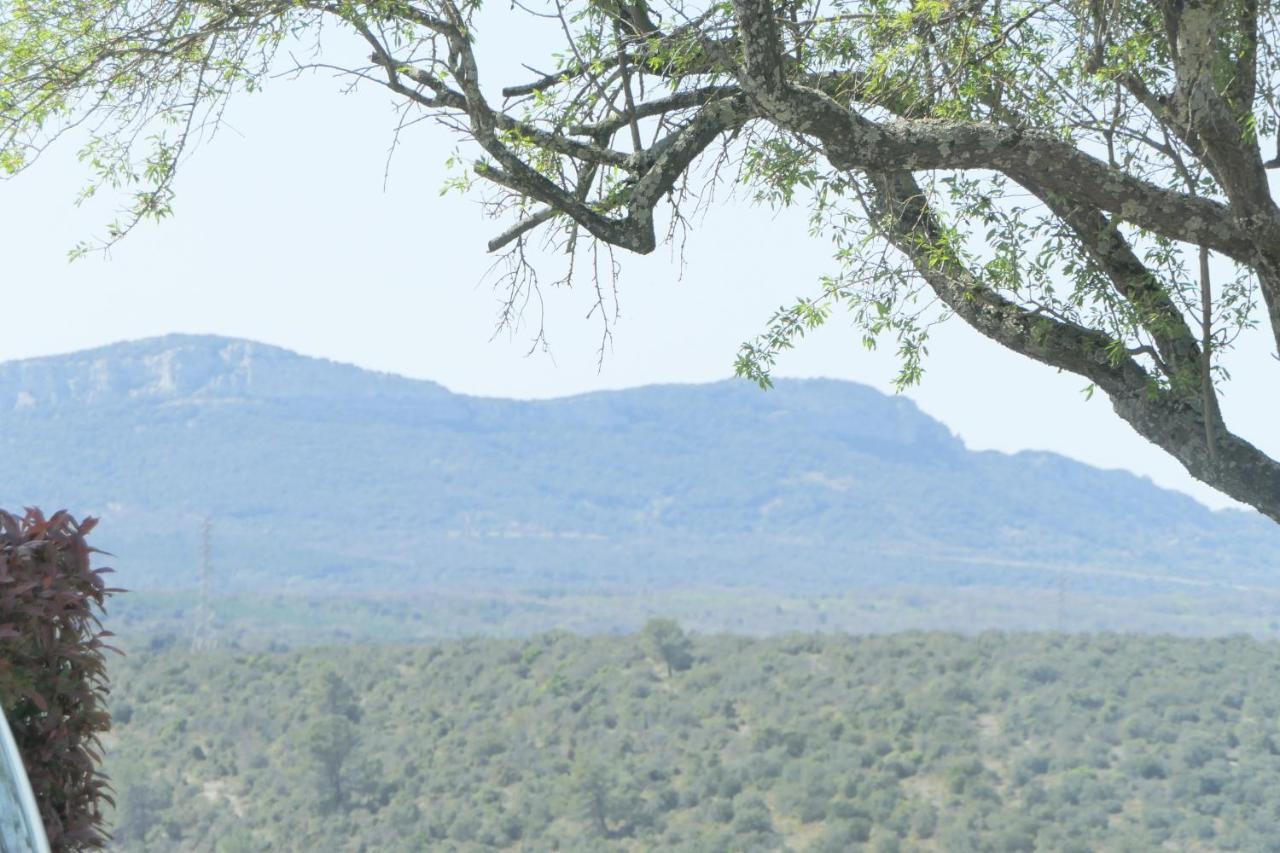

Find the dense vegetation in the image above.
[
  {"left": 104, "top": 630, "right": 1280, "bottom": 851},
  {"left": 0, "top": 508, "right": 118, "bottom": 850}
]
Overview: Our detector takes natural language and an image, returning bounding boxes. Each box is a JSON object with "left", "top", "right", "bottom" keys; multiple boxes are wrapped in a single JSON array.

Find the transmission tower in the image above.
[
  {"left": 1055, "top": 569, "right": 1067, "bottom": 633},
  {"left": 192, "top": 517, "right": 217, "bottom": 651}
]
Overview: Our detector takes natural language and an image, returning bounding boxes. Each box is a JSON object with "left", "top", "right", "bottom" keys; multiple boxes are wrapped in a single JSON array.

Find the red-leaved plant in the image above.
[{"left": 0, "top": 509, "right": 121, "bottom": 850}]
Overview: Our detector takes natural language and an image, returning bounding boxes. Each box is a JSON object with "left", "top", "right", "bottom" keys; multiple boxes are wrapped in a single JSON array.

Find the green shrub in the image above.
[{"left": 0, "top": 509, "right": 121, "bottom": 850}]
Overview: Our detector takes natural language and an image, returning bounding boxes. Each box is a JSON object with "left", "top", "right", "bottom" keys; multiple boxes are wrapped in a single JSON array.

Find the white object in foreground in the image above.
[{"left": 0, "top": 710, "right": 50, "bottom": 853}]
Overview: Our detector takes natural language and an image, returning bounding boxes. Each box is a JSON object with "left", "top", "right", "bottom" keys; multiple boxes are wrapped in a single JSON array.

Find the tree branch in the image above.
[
  {"left": 868, "top": 168, "right": 1280, "bottom": 522},
  {"left": 1036, "top": 192, "right": 1205, "bottom": 386}
]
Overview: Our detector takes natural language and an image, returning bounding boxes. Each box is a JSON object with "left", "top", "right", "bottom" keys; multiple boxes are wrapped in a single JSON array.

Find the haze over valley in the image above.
[{"left": 3, "top": 335, "right": 1276, "bottom": 646}]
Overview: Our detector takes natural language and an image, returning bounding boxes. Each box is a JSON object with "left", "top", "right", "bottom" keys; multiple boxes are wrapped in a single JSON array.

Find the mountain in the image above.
[{"left": 2, "top": 335, "right": 1277, "bottom": 643}]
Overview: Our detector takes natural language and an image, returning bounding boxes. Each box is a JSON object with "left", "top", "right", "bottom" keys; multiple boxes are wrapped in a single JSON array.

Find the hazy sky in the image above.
[{"left": 2, "top": 24, "right": 1276, "bottom": 512}]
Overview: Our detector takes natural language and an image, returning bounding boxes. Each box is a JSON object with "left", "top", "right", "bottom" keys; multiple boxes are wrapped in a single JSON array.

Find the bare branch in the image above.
[{"left": 487, "top": 206, "right": 561, "bottom": 252}]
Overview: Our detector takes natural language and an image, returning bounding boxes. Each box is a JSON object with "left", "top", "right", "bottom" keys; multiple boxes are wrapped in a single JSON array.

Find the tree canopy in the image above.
[
  {"left": 102, "top": 631, "right": 1280, "bottom": 850},
  {"left": 3, "top": 0, "right": 1280, "bottom": 519},
  {"left": 643, "top": 618, "right": 695, "bottom": 676}
]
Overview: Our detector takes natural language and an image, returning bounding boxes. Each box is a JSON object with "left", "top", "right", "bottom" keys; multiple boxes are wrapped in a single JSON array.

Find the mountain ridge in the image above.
[
  {"left": 2, "top": 335, "right": 1276, "bottom": 640},
  {"left": 1, "top": 334, "right": 1246, "bottom": 518},
  {"left": 0, "top": 334, "right": 451, "bottom": 408}
]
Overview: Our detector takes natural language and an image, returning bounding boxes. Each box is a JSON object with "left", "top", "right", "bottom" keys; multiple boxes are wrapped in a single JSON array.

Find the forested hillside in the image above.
[
  {"left": 4, "top": 335, "right": 1280, "bottom": 643},
  {"left": 105, "top": 631, "right": 1280, "bottom": 851}
]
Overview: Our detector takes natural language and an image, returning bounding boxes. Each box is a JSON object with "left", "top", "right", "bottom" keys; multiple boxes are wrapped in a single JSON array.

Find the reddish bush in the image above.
[{"left": 0, "top": 509, "right": 121, "bottom": 850}]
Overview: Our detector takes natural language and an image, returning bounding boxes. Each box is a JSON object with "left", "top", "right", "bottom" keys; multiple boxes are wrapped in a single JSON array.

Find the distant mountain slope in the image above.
[
  {"left": 1, "top": 335, "right": 1276, "bottom": 632},
  {"left": 0, "top": 335, "right": 451, "bottom": 406}
]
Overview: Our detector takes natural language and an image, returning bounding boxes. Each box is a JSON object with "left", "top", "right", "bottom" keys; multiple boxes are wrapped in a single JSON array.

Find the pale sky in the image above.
[{"left": 2, "top": 23, "right": 1276, "bottom": 513}]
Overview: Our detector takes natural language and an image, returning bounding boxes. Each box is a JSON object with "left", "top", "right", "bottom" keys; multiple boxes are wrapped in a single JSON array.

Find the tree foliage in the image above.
[
  {"left": 101, "top": 630, "right": 1280, "bottom": 850},
  {"left": 642, "top": 617, "right": 694, "bottom": 676},
  {"left": 0, "top": 509, "right": 120, "bottom": 850},
  {"left": 3, "top": 0, "right": 1280, "bottom": 518}
]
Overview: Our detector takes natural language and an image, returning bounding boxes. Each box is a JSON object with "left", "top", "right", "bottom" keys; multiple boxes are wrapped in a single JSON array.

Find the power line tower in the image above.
[
  {"left": 1055, "top": 569, "right": 1067, "bottom": 633},
  {"left": 191, "top": 517, "right": 217, "bottom": 652}
]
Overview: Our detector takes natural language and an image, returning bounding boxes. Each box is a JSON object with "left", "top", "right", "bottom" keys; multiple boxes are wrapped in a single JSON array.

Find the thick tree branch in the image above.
[
  {"left": 728, "top": 0, "right": 1268, "bottom": 270},
  {"left": 1036, "top": 193, "right": 1205, "bottom": 385},
  {"left": 868, "top": 169, "right": 1280, "bottom": 522},
  {"left": 1166, "top": 0, "right": 1280, "bottom": 354},
  {"left": 867, "top": 170, "right": 1151, "bottom": 396},
  {"left": 486, "top": 206, "right": 561, "bottom": 252}
]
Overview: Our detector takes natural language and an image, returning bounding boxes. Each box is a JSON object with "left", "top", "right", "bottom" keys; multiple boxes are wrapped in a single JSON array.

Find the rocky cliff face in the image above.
[{"left": 0, "top": 334, "right": 448, "bottom": 409}]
